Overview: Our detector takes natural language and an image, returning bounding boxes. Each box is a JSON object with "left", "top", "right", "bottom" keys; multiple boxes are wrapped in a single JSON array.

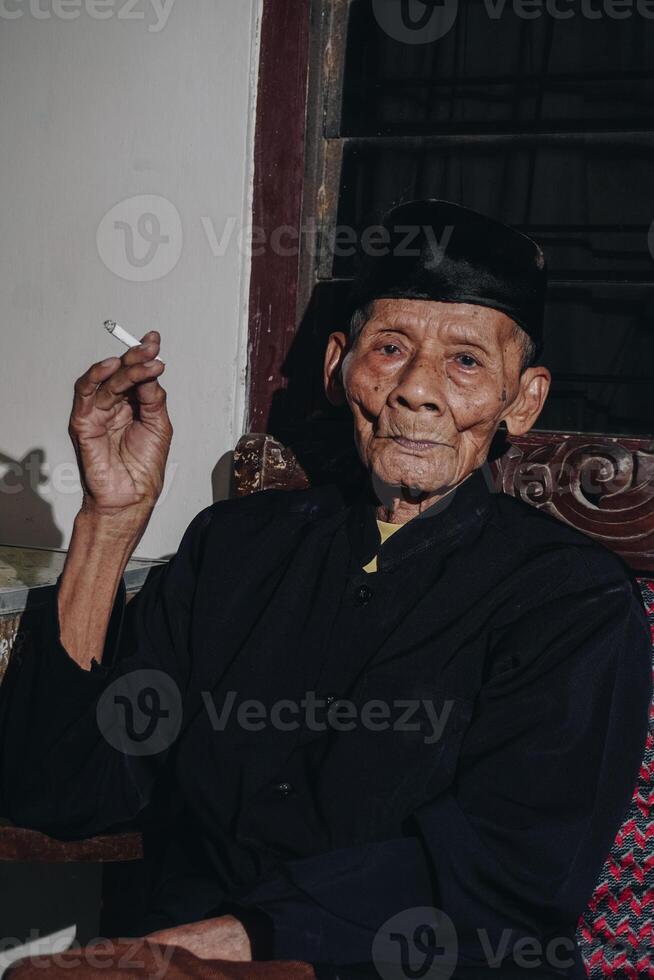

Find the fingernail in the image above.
[
  {"left": 144, "top": 358, "right": 163, "bottom": 367},
  {"left": 101, "top": 357, "right": 118, "bottom": 366}
]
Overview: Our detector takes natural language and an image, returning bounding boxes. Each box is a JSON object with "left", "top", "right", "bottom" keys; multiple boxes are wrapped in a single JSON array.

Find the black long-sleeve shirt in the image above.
[{"left": 0, "top": 462, "right": 651, "bottom": 979}]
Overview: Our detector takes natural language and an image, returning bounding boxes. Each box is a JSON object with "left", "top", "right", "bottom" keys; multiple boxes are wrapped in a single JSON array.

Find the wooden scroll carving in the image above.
[{"left": 490, "top": 432, "right": 654, "bottom": 574}]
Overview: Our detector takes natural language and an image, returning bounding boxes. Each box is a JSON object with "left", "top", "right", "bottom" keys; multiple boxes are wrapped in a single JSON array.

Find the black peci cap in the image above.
[{"left": 345, "top": 199, "right": 547, "bottom": 360}]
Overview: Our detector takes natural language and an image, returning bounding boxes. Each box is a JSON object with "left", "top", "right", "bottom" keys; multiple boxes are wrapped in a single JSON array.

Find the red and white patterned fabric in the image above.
[{"left": 577, "top": 578, "right": 654, "bottom": 978}]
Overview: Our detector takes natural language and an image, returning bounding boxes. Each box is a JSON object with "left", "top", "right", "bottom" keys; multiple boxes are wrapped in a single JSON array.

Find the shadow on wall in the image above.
[
  {"left": 0, "top": 447, "right": 236, "bottom": 560},
  {"left": 0, "top": 449, "right": 64, "bottom": 550},
  {"left": 212, "top": 450, "right": 235, "bottom": 508}
]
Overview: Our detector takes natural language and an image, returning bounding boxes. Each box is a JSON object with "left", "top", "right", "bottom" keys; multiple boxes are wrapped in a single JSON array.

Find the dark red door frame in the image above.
[{"left": 246, "top": 0, "right": 313, "bottom": 433}]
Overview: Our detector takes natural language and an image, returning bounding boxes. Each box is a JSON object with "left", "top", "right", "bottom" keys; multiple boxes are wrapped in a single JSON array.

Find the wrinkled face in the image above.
[{"left": 324, "top": 298, "right": 550, "bottom": 499}]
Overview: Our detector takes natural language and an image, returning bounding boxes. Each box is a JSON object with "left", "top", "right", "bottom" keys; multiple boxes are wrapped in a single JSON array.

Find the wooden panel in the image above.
[{"left": 246, "top": 0, "right": 313, "bottom": 433}]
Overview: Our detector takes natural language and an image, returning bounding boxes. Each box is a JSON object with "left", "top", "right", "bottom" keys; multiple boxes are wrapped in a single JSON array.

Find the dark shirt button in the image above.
[
  {"left": 355, "top": 584, "right": 373, "bottom": 606},
  {"left": 273, "top": 781, "right": 295, "bottom": 798}
]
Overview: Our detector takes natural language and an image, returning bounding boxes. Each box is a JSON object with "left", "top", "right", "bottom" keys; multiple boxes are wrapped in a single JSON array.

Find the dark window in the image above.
[{"left": 296, "top": 0, "right": 654, "bottom": 437}]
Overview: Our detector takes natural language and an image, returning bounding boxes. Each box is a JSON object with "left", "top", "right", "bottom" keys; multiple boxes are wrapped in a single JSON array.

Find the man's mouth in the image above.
[{"left": 392, "top": 436, "right": 444, "bottom": 451}]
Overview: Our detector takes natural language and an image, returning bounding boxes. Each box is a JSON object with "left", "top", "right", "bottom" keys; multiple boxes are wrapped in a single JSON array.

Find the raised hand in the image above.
[{"left": 67, "top": 330, "right": 173, "bottom": 522}]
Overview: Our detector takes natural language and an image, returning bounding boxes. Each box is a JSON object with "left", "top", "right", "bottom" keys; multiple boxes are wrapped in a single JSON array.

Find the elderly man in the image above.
[{"left": 1, "top": 200, "right": 651, "bottom": 980}]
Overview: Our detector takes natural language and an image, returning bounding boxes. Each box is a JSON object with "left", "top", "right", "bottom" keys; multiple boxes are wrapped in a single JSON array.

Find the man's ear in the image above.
[
  {"left": 502, "top": 365, "right": 552, "bottom": 436},
  {"left": 324, "top": 331, "right": 350, "bottom": 407}
]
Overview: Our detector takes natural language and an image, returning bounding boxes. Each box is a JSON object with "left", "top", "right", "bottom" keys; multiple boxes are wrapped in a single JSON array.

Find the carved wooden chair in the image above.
[{"left": 1, "top": 428, "right": 653, "bottom": 978}]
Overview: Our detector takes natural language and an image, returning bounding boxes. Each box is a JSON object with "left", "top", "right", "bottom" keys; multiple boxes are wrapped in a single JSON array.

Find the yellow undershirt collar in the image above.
[{"left": 362, "top": 520, "right": 403, "bottom": 574}]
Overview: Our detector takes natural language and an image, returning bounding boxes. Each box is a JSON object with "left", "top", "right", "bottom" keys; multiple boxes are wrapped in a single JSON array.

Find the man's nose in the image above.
[{"left": 388, "top": 357, "right": 443, "bottom": 413}]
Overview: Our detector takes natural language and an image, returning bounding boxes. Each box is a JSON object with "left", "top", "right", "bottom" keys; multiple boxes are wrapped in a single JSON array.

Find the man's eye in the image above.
[
  {"left": 455, "top": 353, "right": 480, "bottom": 368},
  {"left": 379, "top": 344, "right": 401, "bottom": 355}
]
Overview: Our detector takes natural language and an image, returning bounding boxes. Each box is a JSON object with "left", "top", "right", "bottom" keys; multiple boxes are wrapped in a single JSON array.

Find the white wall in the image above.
[{"left": 0, "top": 0, "right": 261, "bottom": 558}]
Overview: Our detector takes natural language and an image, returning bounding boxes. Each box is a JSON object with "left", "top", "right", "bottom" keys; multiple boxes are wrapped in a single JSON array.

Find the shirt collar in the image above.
[{"left": 346, "top": 461, "right": 498, "bottom": 572}]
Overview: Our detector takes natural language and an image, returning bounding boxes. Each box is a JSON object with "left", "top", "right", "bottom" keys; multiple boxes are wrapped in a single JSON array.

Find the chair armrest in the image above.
[{"left": 0, "top": 822, "right": 143, "bottom": 862}]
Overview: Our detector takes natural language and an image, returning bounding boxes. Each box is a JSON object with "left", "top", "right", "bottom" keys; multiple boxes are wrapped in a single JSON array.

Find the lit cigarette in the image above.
[{"left": 103, "top": 320, "right": 164, "bottom": 362}]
